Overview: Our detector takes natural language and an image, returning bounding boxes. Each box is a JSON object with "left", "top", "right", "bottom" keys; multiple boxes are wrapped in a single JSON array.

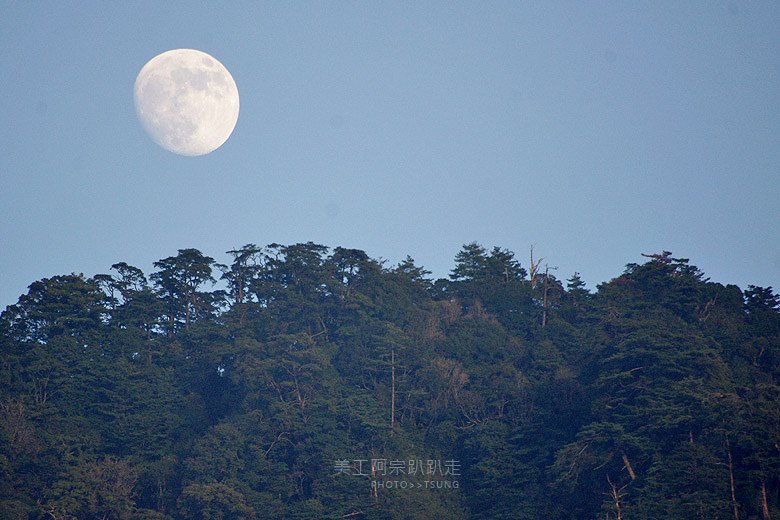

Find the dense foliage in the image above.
[{"left": 1, "top": 243, "right": 778, "bottom": 519}]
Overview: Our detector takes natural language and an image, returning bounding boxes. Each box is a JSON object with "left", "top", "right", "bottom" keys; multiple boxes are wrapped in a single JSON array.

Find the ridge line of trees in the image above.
[{"left": 1, "top": 242, "right": 778, "bottom": 519}]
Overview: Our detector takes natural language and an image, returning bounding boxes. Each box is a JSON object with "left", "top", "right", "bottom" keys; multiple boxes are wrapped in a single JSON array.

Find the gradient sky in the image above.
[{"left": 1, "top": 1, "right": 778, "bottom": 308}]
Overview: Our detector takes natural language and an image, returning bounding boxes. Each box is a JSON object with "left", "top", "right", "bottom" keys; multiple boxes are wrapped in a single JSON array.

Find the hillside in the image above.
[{"left": 1, "top": 243, "right": 778, "bottom": 519}]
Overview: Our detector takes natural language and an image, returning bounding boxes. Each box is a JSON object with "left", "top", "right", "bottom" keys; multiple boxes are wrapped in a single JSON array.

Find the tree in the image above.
[
  {"left": 220, "top": 244, "right": 264, "bottom": 307},
  {"left": 559, "top": 272, "right": 592, "bottom": 323},
  {"left": 48, "top": 456, "right": 139, "bottom": 520},
  {"left": 450, "top": 243, "right": 526, "bottom": 285},
  {"left": 151, "top": 249, "right": 219, "bottom": 335},
  {"left": 1, "top": 275, "right": 107, "bottom": 344},
  {"left": 1, "top": 243, "right": 778, "bottom": 519},
  {"left": 178, "top": 482, "right": 256, "bottom": 519}
]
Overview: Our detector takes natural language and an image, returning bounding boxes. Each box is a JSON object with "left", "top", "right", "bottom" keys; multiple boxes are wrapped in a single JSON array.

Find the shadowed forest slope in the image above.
[{"left": 1, "top": 243, "right": 778, "bottom": 519}]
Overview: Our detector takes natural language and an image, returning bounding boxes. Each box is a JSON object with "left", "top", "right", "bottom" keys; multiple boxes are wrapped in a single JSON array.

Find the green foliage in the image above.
[
  {"left": 1, "top": 243, "right": 778, "bottom": 519},
  {"left": 178, "top": 482, "right": 256, "bottom": 519}
]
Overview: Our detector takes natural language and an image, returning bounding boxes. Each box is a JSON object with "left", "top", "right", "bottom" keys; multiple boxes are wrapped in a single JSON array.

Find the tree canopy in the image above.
[{"left": 1, "top": 244, "right": 778, "bottom": 519}]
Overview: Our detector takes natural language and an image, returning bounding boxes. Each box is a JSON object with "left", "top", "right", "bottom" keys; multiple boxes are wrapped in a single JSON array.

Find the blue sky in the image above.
[{"left": 1, "top": 1, "right": 778, "bottom": 308}]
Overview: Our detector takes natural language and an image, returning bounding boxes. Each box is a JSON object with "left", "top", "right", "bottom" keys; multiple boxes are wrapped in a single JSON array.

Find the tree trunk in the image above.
[
  {"left": 158, "top": 480, "right": 166, "bottom": 513},
  {"left": 726, "top": 439, "right": 739, "bottom": 520},
  {"left": 541, "top": 264, "right": 557, "bottom": 327},
  {"left": 607, "top": 475, "right": 623, "bottom": 520},
  {"left": 371, "top": 461, "right": 379, "bottom": 498},
  {"left": 529, "top": 246, "right": 542, "bottom": 287},
  {"left": 761, "top": 478, "right": 771, "bottom": 519},
  {"left": 185, "top": 291, "right": 193, "bottom": 326},
  {"left": 390, "top": 349, "right": 396, "bottom": 432},
  {"left": 621, "top": 451, "right": 636, "bottom": 481}
]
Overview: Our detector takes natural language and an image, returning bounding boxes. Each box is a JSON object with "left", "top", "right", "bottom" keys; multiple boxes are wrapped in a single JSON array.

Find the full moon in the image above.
[{"left": 134, "top": 49, "right": 239, "bottom": 156}]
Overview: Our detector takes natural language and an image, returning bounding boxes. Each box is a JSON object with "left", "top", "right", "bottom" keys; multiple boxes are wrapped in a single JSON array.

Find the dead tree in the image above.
[
  {"left": 529, "top": 246, "right": 543, "bottom": 288},
  {"left": 606, "top": 474, "right": 629, "bottom": 520}
]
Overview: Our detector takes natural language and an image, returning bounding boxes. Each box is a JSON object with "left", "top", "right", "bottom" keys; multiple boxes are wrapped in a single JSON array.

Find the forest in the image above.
[{"left": 0, "top": 243, "right": 778, "bottom": 519}]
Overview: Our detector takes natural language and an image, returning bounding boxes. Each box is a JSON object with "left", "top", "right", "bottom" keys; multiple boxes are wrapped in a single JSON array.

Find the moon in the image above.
[{"left": 134, "top": 49, "right": 239, "bottom": 156}]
